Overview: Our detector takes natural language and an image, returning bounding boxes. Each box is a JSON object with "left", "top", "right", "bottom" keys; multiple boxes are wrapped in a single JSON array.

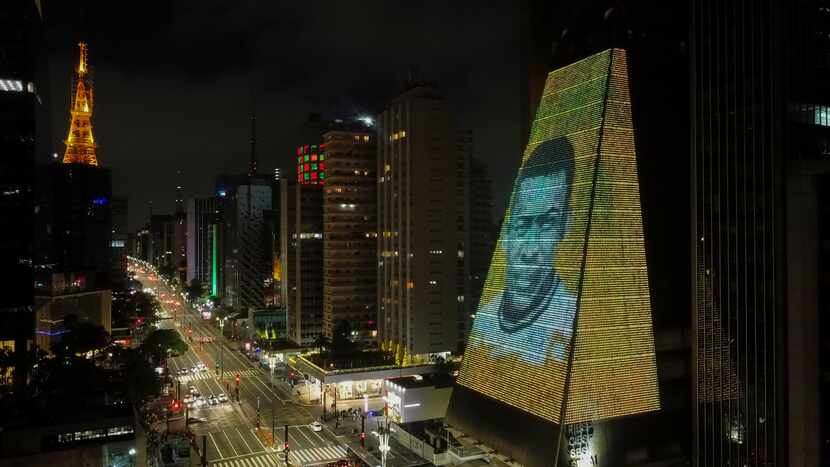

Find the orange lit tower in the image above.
[{"left": 63, "top": 42, "right": 98, "bottom": 166}]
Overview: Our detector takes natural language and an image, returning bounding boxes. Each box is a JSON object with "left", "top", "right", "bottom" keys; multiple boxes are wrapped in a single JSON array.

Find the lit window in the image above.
[
  {"left": 363, "top": 135, "right": 370, "bottom": 142},
  {"left": 0, "top": 79, "right": 24, "bottom": 92},
  {"left": 401, "top": 130, "right": 407, "bottom": 138}
]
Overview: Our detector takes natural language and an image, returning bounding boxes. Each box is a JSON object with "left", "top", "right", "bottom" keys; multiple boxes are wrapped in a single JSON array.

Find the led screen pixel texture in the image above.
[{"left": 456, "top": 48, "right": 660, "bottom": 424}]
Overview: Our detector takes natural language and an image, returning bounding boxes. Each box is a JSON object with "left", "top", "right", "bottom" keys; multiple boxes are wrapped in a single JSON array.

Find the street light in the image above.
[{"left": 373, "top": 418, "right": 394, "bottom": 467}]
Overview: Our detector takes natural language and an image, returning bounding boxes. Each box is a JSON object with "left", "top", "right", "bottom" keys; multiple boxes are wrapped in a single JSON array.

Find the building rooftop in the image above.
[{"left": 387, "top": 373, "right": 453, "bottom": 390}]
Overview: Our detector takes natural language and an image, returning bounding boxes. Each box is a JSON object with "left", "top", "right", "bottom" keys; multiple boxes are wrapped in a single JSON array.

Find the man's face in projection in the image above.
[{"left": 505, "top": 171, "right": 569, "bottom": 313}]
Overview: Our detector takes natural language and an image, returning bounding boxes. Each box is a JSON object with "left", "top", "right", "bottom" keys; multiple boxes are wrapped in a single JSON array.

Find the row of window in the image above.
[{"left": 57, "top": 425, "right": 134, "bottom": 444}]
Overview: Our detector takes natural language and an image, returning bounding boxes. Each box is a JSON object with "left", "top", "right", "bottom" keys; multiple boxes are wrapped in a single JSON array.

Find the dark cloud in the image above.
[{"left": 45, "top": 1, "right": 523, "bottom": 230}]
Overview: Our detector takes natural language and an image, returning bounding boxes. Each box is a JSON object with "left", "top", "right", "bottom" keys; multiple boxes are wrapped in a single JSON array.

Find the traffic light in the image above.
[
  {"left": 235, "top": 374, "right": 240, "bottom": 385},
  {"left": 360, "top": 415, "right": 365, "bottom": 447},
  {"left": 171, "top": 400, "right": 181, "bottom": 412}
]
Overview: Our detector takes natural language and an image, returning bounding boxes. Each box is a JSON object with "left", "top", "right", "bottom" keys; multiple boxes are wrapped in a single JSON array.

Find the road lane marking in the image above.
[
  {"left": 308, "top": 426, "right": 326, "bottom": 443},
  {"left": 235, "top": 427, "right": 255, "bottom": 454},
  {"left": 223, "top": 430, "right": 240, "bottom": 457},
  {"left": 295, "top": 426, "right": 316, "bottom": 446},
  {"left": 249, "top": 428, "right": 267, "bottom": 451},
  {"left": 287, "top": 431, "right": 303, "bottom": 449},
  {"left": 209, "top": 432, "right": 224, "bottom": 460}
]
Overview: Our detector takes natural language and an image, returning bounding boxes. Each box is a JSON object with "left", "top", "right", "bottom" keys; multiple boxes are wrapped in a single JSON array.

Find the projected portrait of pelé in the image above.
[{"left": 474, "top": 138, "right": 577, "bottom": 366}]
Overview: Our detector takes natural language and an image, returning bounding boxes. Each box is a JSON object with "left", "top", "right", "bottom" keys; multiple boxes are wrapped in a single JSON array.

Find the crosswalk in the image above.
[
  {"left": 211, "top": 452, "right": 279, "bottom": 467},
  {"left": 177, "top": 368, "right": 261, "bottom": 383},
  {"left": 289, "top": 445, "right": 348, "bottom": 466}
]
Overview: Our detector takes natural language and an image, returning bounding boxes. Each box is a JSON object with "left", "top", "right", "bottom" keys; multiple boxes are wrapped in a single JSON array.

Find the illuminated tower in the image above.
[
  {"left": 63, "top": 42, "right": 98, "bottom": 166},
  {"left": 448, "top": 49, "right": 659, "bottom": 467}
]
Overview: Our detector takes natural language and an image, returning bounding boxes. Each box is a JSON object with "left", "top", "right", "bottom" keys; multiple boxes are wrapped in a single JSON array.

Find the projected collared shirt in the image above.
[{"left": 473, "top": 279, "right": 577, "bottom": 366}]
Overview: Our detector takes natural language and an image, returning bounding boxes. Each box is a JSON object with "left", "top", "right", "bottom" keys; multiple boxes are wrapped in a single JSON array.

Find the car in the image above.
[
  {"left": 191, "top": 367, "right": 200, "bottom": 374},
  {"left": 310, "top": 421, "right": 323, "bottom": 432},
  {"left": 183, "top": 396, "right": 193, "bottom": 404},
  {"left": 218, "top": 393, "right": 228, "bottom": 403}
]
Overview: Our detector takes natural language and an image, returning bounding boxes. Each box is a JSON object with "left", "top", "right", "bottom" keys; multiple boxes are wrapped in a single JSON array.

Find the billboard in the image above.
[{"left": 456, "top": 48, "right": 660, "bottom": 425}]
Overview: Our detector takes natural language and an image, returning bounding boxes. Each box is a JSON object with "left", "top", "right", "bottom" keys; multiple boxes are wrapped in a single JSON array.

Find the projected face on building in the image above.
[
  {"left": 455, "top": 49, "right": 660, "bottom": 426},
  {"left": 475, "top": 138, "right": 577, "bottom": 366}
]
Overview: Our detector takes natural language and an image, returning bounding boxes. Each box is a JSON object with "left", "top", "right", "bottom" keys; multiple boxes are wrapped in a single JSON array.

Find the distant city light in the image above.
[
  {"left": 357, "top": 115, "right": 374, "bottom": 126},
  {"left": 218, "top": 189, "right": 227, "bottom": 197}
]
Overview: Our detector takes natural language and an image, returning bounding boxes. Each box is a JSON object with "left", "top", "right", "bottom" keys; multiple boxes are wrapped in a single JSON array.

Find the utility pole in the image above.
[
  {"left": 284, "top": 424, "right": 290, "bottom": 466},
  {"left": 201, "top": 435, "right": 207, "bottom": 467},
  {"left": 256, "top": 396, "right": 261, "bottom": 429},
  {"left": 360, "top": 414, "right": 365, "bottom": 447}
]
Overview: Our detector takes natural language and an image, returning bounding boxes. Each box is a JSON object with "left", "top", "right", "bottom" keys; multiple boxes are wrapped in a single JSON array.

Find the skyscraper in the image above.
[
  {"left": 216, "top": 175, "right": 272, "bottom": 311},
  {"left": 0, "top": 0, "right": 47, "bottom": 391},
  {"left": 784, "top": 4, "right": 830, "bottom": 465},
  {"left": 281, "top": 178, "right": 323, "bottom": 346},
  {"left": 149, "top": 214, "right": 173, "bottom": 270},
  {"left": 173, "top": 183, "right": 187, "bottom": 285},
  {"left": 322, "top": 123, "right": 377, "bottom": 342},
  {"left": 691, "top": 1, "right": 785, "bottom": 465},
  {"left": 377, "top": 84, "right": 459, "bottom": 359},
  {"left": 186, "top": 197, "right": 220, "bottom": 295}
]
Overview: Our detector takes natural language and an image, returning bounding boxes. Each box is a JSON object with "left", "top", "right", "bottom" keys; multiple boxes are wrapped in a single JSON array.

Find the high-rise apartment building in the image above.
[
  {"left": 322, "top": 124, "right": 377, "bottom": 342},
  {"left": 465, "top": 154, "right": 496, "bottom": 351},
  {"left": 186, "top": 197, "right": 220, "bottom": 295},
  {"left": 281, "top": 179, "right": 323, "bottom": 345},
  {"left": 377, "top": 84, "right": 459, "bottom": 358}
]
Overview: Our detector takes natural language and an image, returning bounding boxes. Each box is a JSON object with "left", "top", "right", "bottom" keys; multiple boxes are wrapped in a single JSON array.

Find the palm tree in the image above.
[{"left": 312, "top": 334, "right": 330, "bottom": 354}]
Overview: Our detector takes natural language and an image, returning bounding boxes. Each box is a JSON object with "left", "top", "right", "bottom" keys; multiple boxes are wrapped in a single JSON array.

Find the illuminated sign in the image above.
[
  {"left": 296, "top": 144, "right": 326, "bottom": 184},
  {"left": 456, "top": 48, "right": 659, "bottom": 424}
]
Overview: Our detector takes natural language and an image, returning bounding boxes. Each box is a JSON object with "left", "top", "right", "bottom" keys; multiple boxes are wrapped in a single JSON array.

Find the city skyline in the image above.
[
  {"left": 3, "top": 1, "right": 827, "bottom": 466},
  {"left": 42, "top": 2, "right": 527, "bottom": 231}
]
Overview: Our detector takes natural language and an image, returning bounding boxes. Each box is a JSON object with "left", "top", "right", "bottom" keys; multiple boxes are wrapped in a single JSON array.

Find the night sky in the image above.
[{"left": 43, "top": 1, "right": 526, "bottom": 231}]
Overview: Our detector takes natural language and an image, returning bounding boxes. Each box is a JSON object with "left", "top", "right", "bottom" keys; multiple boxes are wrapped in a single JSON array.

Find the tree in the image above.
[
  {"left": 121, "top": 348, "right": 160, "bottom": 400},
  {"left": 53, "top": 316, "right": 110, "bottom": 359},
  {"left": 186, "top": 279, "right": 202, "bottom": 302},
  {"left": 331, "top": 320, "right": 354, "bottom": 356},
  {"left": 141, "top": 329, "right": 188, "bottom": 364},
  {"left": 312, "top": 334, "right": 330, "bottom": 353}
]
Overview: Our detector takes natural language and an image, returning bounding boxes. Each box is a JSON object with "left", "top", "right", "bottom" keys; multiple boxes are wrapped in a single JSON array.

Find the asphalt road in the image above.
[{"left": 131, "top": 263, "right": 350, "bottom": 466}]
